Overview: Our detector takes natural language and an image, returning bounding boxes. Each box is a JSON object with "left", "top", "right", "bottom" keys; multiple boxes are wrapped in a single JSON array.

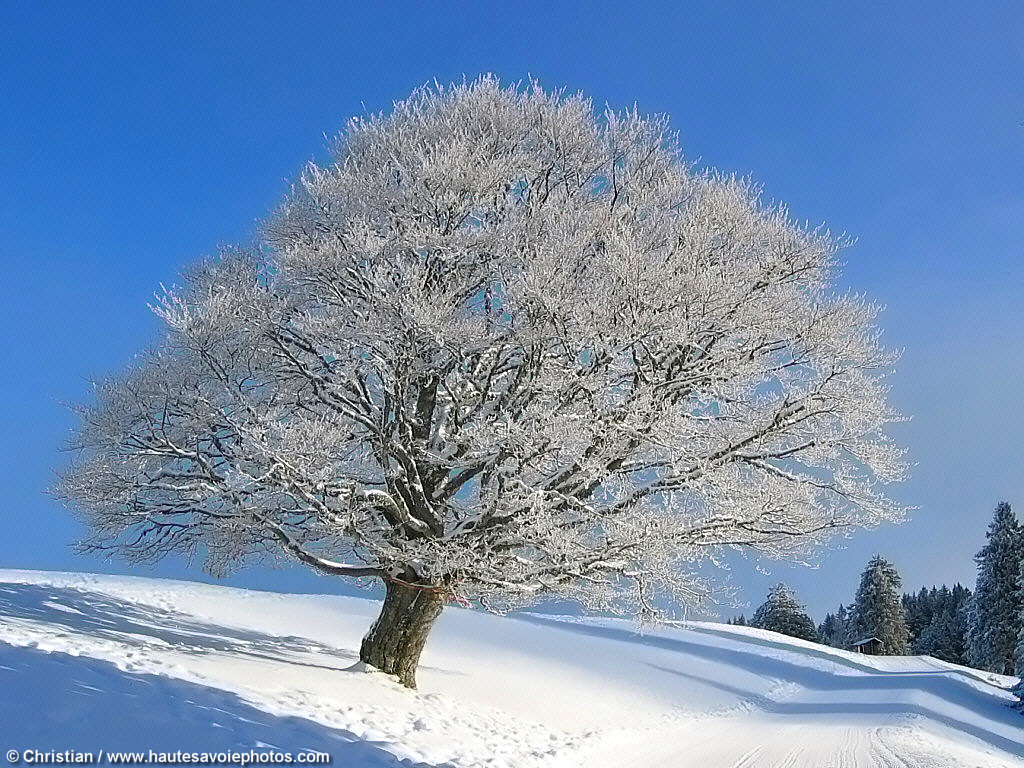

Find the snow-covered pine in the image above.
[
  {"left": 916, "top": 610, "right": 959, "bottom": 664},
  {"left": 817, "top": 611, "right": 836, "bottom": 645},
  {"left": 751, "top": 583, "right": 819, "bottom": 642},
  {"left": 966, "top": 502, "right": 1023, "bottom": 676},
  {"left": 851, "top": 555, "right": 909, "bottom": 655},
  {"left": 903, "top": 587, "right": 934, "bottom": 645},
  {"left": 55, "top": 77, "right": 908, "bottom": 687},
  {"left": 818, "top": 603, "right": 853, "bottom": 649},
  {"left": 904, "top": 584, "right": 971, "bottom": 665},
  {"left": 1015, "top": 537, "right": 1024, "bottom": 679}
]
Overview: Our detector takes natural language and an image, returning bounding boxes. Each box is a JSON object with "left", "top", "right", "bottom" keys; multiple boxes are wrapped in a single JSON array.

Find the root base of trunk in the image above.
[{"left": 359, "top": 580, "right": 444, "bottom": 688}]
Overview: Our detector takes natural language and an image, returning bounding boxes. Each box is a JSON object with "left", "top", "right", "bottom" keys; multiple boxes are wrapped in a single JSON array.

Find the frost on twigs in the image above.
[{"left": 56, "top": 76, "right": 907, "bottom": 621}]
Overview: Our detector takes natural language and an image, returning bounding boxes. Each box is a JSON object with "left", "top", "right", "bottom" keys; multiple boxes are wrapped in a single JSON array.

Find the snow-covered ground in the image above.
[{"left": 0, "top": 570, "right": 1019, "bottom": 767}]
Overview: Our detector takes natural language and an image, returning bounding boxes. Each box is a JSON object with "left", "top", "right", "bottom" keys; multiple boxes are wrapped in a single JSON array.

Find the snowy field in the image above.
[{"left": 0, "top": 570, "right": 1020, "bottom": 768}]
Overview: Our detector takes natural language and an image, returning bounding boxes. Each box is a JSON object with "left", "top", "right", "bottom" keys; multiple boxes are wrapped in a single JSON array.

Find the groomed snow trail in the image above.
[
  {"left": 581, "top": 718, "right": 893, "bottom": 768},
  {"left": 0, "top": 570, "right": 1019, "bottom": 768},
  {"left": 578, "top": 714, "right": 1014, "bottom": 768}
]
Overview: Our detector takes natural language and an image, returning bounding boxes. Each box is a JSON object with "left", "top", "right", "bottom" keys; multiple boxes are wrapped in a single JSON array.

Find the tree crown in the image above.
[{"left": 57, "top": 77, "right": 907, "bottom": 616}]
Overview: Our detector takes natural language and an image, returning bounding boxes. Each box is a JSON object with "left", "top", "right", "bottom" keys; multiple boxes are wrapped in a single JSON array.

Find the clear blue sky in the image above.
[{"left": 1, "top": 1, "right": 1021, "bottom": 619}]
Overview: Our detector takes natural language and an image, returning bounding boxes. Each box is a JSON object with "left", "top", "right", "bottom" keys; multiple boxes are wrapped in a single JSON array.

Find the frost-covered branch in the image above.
[{"left": 56, "top": 77, "right": 907, "bottom": 617}]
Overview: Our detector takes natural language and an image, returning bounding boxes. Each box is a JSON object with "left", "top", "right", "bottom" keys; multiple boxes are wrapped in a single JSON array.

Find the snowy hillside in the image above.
[{"left": 0, "top": 570, "right": 1020, "bottom": 767}]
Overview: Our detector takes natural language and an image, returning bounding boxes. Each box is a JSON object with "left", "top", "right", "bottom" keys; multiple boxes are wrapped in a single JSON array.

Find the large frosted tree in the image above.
[
  {"left": 852, "top": 555, "right": 909, "bottom": 654},
  {"left": 56, "top": 78, "right": 907, "bottom": 687},
  {"left": 967, "top": 502, "right": 1022, "bottom": 675}
]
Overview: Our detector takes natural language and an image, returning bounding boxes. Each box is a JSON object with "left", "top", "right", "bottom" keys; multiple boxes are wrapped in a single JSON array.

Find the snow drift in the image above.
[{"left": 0, "top": 570, "right": 1019, "bottom": 767}]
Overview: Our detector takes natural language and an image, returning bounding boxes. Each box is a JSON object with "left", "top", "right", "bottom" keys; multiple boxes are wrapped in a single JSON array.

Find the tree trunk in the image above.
[{"left": 359, "top": 579, "right": 444, "bottom": 688}]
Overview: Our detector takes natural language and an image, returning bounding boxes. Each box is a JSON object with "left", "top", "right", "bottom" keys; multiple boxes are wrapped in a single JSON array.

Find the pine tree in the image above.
[
  {"left": 1011, "top": 561, "right": 1019, "bottom": 708},
  {"left": 1013, "top": 557, "right": 1024, "bottom": 711},
  {"left": 903, "top": 583, "right": 972, "bottom": 664},
  {"left": 818, "top": 612, "right": 836, "bottom": 643},
  {"left": 903, "top": 587, "right": 934, "bottom": 647},
  {"left": 916, "top": 608, "right": 967, "bottom": 664},
  {"left": 752, "top": 584, "right": 819, "bottom": 642},
  {"left": 818, "top": 604, "right": 852, "bottom": 648},
  {"left": 1015, "top": 552, "right": 1024, "bottom": 676},
  {"left": 945, "top": 587, "right": 972, "bottom": 666},
  {"left": 836, "top": 604, "right": 853, "bottom": 648},
  {"left": 852, "top": 555, "right": 909, "bottom": 654},
  {"left": 966, "top": 502, "right": 1023, "bottom": 675}
]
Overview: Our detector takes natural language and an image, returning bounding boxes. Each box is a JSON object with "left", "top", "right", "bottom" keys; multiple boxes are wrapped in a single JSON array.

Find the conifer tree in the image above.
[
  {"left": 818, "top": 612, "right": 836, "bottom": 644},
  {"left": 902, "top": 584, "right": 972, "bottom": 664},
  {"left": 1013, "top": 558, "right": 1024, "bottom": 713},
  {"left": 903, "top": 587, "right": 934, "bottom": 647},
  {"left": 818, "top": 604, "right": 852, "bottom": 648},
  {"left": 916, "top": 608, "right": 968, "bottom": 664},
  {"left": 852, "top": 555, "right": 909, "bottom": 654},
  {"left": 966, "top": 502, "right": 1023, "bottom": 675},
  {"left": 1015, "top": 553, "right": 1024, "bottom": 677},
  {"left": 752, "top": 583, "right": 819, "bottom": 642}
]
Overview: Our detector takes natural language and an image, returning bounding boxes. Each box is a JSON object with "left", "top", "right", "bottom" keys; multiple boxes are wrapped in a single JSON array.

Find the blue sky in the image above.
[{"left": 1, "top": 1, "right": 1021, "bottom": 619}]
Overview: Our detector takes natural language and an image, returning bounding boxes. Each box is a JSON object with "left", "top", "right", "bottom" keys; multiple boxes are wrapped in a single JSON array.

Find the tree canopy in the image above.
[{"left": 57, "top": 77, "right": 907, "bottom": 627}]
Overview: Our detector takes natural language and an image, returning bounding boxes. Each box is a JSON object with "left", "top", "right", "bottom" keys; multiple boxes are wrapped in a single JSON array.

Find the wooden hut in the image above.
[{"left": 850, "top": 637, "right": 883, "bottom": 655}]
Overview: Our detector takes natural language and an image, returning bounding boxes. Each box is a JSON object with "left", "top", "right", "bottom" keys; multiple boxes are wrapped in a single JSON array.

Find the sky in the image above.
[{"left": 1, "top": 1, "right": 1021, "bottom": 620}]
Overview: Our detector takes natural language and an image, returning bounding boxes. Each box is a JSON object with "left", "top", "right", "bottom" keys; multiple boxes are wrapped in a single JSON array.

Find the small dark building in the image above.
[{"left": 850, "top": 637, "right": 883, "bottom": 655}]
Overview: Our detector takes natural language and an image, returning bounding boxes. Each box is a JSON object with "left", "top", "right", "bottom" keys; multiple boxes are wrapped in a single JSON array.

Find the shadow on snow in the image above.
[
  {"left": 518, "top": 613, "right": 1024, "bottom": 759},
  {"left": 0, "top": 583, "right": 444, "bottom": 767}
]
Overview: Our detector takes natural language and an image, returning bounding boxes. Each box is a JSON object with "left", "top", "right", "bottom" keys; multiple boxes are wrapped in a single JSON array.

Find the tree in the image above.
[
  {"left": 966, "top": 502, "right": 1023, "bottom": 675},
  {"left": 1016, "top": 561, "right": 1024, "bottom": 717},
  {"left": 55, "top": 77, "right": 907, "bottom": 688},
  {"left": 818, "top": 604, "right": 853, "bottom": 648},
  {"left": 903, "top": 584, "right": 971, "bottom": 664},
  {"left": 1015, "top": 538, "right": 1024, "bottom": 677},
  {"left": 915, "top": 608, "right": 966, "bottom": 664},
  {"left": 752, "top": 583, "right": 819, "bottom": 642},
  {"left": 902, "top": 587, "right": 934, "bottom": 647},
  {"left": 851, "top": 555, "right": 909, "bottom": 654}
]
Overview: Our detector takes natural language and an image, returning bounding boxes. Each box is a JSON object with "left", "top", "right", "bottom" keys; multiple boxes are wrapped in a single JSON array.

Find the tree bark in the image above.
[{"left": 359, "top": 579, "right": 444, "bottom": 688}]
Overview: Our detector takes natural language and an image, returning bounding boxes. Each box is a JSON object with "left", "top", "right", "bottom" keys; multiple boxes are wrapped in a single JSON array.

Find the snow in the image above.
[{"left": 0, "top": 570, "right": 1020, "bottom": 767}]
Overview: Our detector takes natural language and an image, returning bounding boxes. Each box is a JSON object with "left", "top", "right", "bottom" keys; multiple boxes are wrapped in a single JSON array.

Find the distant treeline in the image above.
[{"left": 727, "top": 502, "right": 1023, "bottom": 710}]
